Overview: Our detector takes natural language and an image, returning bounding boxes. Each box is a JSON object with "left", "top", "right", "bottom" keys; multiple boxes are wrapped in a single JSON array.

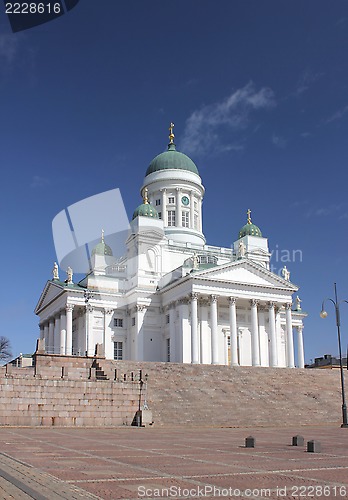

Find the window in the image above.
[
  {"left": 158, "top": 212, "right": 162, "bottom": 219},
  {"left": 114, "top": 341, "right": 123, "bottom": 360},
  {"left": 194, "top": 214, "right": 198, "bottom": 230},
  {"left": 166, "top": 314, "right": 170, "bottom": 324},
  {"left": 132, "top": 317, "right": 135, "bottom": 326},
  {"left": 155, "top": 199, "right": 161, "bottom": 206},
  {"left": 114, "top": 318, "right": 123, "bottom": 328},
  {"left": 182, "top": 212, "right": 189, "bottom": 228},
  {"left": 166, "top": 338, "right": 170, "bottom": 362},
  {"left": 168, "top": 196, "right": 175, "bottom": 204},
  {"left": 168, "top": 210, "right": 176, "bottom": 226}
]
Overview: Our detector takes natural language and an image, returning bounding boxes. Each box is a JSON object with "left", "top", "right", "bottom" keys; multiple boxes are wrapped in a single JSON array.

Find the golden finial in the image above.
[
  {"left": 101, "top": 229, "right": 104, "bottom": 242},
  {"left": 143, "top": 187, "right": 149, "bottom": 204},
  {"left": 247, "top": 209, "right": 252, "bottom": 224},
  {"left": 169, "top": 122, "right": 175, "bottom": 144}
]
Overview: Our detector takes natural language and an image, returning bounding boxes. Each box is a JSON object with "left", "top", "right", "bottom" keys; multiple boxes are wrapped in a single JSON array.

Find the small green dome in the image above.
[
  {"left": 92, "top": 238, "right": 113, "bottom": 257},
  {"left": 238, "top": 210, "right": 262, "bottom": 238},
  {"left": 132, "top": 203, "right": 159, "bottom": 220},
  {"left": 145, "top": 143, "right": 199, "bottom": 177}
]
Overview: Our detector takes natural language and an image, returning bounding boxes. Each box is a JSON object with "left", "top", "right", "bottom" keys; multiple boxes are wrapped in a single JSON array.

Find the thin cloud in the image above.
[
  {"left": 305, "top": 204, "right": 343, "bottom": 218},
  {"left": 271, "top": 133, "right": 287, "bottom": 148},
  {"left": 295, "top": 69, "right": 323, "bottom": 96},
  {"left": 326, "top": 105, "right": 348, "bottom": 123},
  {"left": 30, "top": 176, "right": 50, "bottom": 188},
  {"left": 180, "top": 82, "right": 275, "bottom": 156},
  {"left": 0, "top": 33, "right": 20, "bottom": 64}
]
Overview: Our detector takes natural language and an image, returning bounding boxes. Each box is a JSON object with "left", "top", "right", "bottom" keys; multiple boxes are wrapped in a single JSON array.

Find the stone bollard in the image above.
[
  {"left": 292, "top": 435, "right": 304, "bottom": 446},
  {"left": 245, "top": 436, "right": 255, "bottom": 448},
  {"left": 307, "top": 440, "right": 321, "bottom": 453}
]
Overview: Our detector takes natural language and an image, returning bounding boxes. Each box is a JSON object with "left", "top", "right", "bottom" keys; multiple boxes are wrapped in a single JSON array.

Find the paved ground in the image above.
[{"left": 0, "top": 425, "right": 347, "bottom": 499}]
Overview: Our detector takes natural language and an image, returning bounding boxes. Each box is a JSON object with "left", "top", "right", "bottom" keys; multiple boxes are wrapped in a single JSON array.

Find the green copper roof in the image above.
[
  {"left": 91, "top": 232, "right": 113, "bottom": 256},
  {"left": 239, "top": 223, "right": 262, "bottom": 238},
  {"left": 238, "top": 209, "right": 263, "bottom": 238},
  {"left": 132, "top": 203, "right": 158, "bottom": 220},
  {"left": 145, "top": 143, "right": 199, "bottom": 176}
]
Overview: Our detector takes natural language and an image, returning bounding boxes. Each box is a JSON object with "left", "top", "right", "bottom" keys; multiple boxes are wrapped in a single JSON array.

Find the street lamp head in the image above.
[{"left": 320, "top": 310, "right": 328, "bottom": 318}]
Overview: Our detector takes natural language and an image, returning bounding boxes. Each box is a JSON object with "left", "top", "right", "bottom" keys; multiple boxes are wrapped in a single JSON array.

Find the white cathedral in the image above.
[{"left": 35, "top": 125, "right": 306, "bottom": 368}]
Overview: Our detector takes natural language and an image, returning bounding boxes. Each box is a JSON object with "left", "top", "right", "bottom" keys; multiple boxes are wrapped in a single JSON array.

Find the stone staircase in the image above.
[{"left": 97, "top": 360, "right": 344, "bottom": 427}]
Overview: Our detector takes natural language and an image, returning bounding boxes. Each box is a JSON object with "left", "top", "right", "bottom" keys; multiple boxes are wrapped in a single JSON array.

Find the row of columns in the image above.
[
  {"left": 40, "top": 304, "right": 74, "bottom": 355},
  {"left": 184, "top": 294, "right": 305, "bottom": 368}
]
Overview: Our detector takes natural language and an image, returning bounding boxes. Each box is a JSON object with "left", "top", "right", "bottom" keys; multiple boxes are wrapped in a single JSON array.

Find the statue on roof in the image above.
[
  {"left": 52, "top": 262, "right": 59, "bottom": 280},
  {"left": 296, "top": 295, "right": 302, "bottom": 311},
  {"left": 66, "top": 266, "right": 73, "bottom": 284},
  {"left": 192, "top": 252, "right": 199, "bottom": 270},
  {"left": 281, "top": 265, "right": 290, "bottom": 281},
  {"left": 238, "top": 240, "right": 246, "bottom": 259}
]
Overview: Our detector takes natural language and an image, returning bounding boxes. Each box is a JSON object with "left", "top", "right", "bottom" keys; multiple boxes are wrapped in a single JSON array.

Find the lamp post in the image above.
[{"left": 320, "top": 283, "right": 348, "bottom": 428}]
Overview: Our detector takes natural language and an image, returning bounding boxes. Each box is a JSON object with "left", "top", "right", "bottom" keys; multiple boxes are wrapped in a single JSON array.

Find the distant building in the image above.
[
  {"left": 10, "top": 353, "right": 34, "bottom": 368},
  {"left": 306, "top": 354, "right": 348, "bottom": 369},
  {"left": 35, "top": 126, "right": 306, "bottom": 368}
]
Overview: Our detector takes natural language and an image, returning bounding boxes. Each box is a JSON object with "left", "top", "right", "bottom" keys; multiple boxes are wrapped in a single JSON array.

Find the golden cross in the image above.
[
  {"left": 101, "top": 229, "right": 104, "bottom": 242},
  {"left": 169, "top": 122, "right": 175, "bottom": 143},
  {"left": 247, "top": 209, "right": 252, "bottom": 224},
  {"left": 143, "top": 187, "right": 149, "bottom": 204}
]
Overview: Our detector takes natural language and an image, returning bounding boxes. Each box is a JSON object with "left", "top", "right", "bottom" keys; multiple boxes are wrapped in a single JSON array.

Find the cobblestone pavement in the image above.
[{"left": 0, "top": 425, "right": 347, "bottom": 499}]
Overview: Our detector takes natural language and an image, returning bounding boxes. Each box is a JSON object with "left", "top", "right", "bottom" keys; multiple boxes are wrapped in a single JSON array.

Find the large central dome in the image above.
[{"left": 145, "top": 143, "right": 199, "bottom": 177}]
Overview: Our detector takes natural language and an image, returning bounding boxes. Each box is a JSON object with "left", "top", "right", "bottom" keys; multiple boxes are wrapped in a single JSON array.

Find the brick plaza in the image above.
[{"left": 0, "top": 424, "right": 347, "bottom": 499}]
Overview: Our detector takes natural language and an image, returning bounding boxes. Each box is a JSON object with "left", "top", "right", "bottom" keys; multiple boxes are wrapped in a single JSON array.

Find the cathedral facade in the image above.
[{"left": 35, "top": 127, "right": 306, "bottom": 368}]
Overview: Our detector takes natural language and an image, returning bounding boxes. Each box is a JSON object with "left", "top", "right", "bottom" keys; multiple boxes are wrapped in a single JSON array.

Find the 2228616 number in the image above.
[{"left": 5, "top": 3, "right": 61, "bottom": 14}]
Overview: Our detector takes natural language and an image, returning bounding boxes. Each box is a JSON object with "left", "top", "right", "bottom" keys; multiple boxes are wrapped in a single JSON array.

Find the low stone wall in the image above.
[{"left": 0, "top": 355, "right": 142, "bottom": 427}]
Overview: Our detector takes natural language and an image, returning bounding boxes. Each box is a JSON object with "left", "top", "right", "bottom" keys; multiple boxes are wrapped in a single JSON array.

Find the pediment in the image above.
[
  {"left": 35, "top": 281, "right": 65, "bottom": 313},
  {"left": 195, "top": 260, "right": 297, "bottom": 290}
]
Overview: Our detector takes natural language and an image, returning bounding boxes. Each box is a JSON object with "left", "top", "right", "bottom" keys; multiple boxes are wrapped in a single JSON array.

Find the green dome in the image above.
[
  {"left": 238, "top": 210, "right": 262, "bottom": 238},
  {"left": 145, "top": 143, "right": 199, "bottom": 176},
  {"left": 132, "top": 203, "right": 158, "bottom": 220},
  {"left": 239, "top": 223, "right": 262, "bottom": 238},
  {"left": 91, "top": 240, "right": 113, "bottom": 256}
]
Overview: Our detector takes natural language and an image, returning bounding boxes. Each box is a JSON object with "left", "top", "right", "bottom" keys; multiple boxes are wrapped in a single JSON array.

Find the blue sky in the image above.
[{"left": 1, "top": 1, "right": 348, "bottom": 363}]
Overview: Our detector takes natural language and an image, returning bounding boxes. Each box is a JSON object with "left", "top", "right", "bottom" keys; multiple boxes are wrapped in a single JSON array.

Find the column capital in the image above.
[
  {"left": 297, "top": 324, "right": 304, "bottom": 333},
  {"left": 168, "top": 301, "right": 177, "bottom": 309},
  {"left": 86, "top": 304, "right": 93, "bottom": 313},
  {"left": 104, "top": 308, "right": 114, "bottom": 315},
  {"left": 190, "top": 292, "right": 199, "bottom": 301},
  {"left": 66, "top": 304, "right": 74, "bottom": 312},
  {"left": 268, "top": 301, "right": 276, "bottom": 309},
  {"left": 210, "top": 295, "right": 218, "bottom": 304},
  {"left": 176, "top": 187, "right": 181, "bottom": 192},
  {"left": 284, "top": 302, "right": 292, "bottom": 310},
  {"left": 136, "top": 304, "right": 147, "bottom": 312},
  {"left": 178, "top": 297, "right": 189, "bottom": 305},
  {"left": 250, "top": 299, "right": 259, "bottom": 307},
  {"left": 228, "top": 297, "right": 237, "bottom": 305}
]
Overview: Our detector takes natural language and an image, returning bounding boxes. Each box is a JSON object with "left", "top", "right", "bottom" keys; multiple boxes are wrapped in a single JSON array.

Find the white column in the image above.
[
  {"left": 43, "top": 323, "right": 49, "bottom": 353},
  {"left": 250, "top": 299, "right": 260, "bottom": 367},
  {"left": 85, "top": 305, "right": 94, "bottom": 356},
  {"left": 190, "top": 293, "right": 199, "bottom": 364},
  {"left": 268, "top": 302, "right": 278, "bottom": 367},
  {"left": 210, "top": 295, "right": 219, "bottom": 364},
  {"left": 190, "top": 190, "right": 195, "bottom": 229},
  {"left": 48, "top": 318, "right": 54, "bottom": 354},
  {"left": 169, "top": 303, "right": 176, "bottom": 362},
  {"left": 39, "top": 324, "right": 44, "bottom": 340},
  {"left": 54, "top": 314, "right": 60, "bottom": 354},
  {"left": 60, "top": 310, "right": 66, "bottom": 355},
  {"left": 103, "top": 309, "right": 114, "bottom": 359},
  {"left": 296, "top": 324, "right": 305, "bottom": 368},
  {"left": 285, "top": 303, "right": 295, "bottom": 368},
  {"left": 229, "top": 297, "right": 239, "bottom": 366},
  {"left": 136, "top": 305, "right": 146, "bottom": 361},
  {"left": 161, "top": 188, "right": 166, "bottom": 224},
  {"left": 198, "top": 198, "right": 203, "bottom": 232},
  {"left": 176, "top": 187, "right": 182, "bottom": 227},
  {"left": 66, "top": 304, "right": 74, "bottom": 356}
]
